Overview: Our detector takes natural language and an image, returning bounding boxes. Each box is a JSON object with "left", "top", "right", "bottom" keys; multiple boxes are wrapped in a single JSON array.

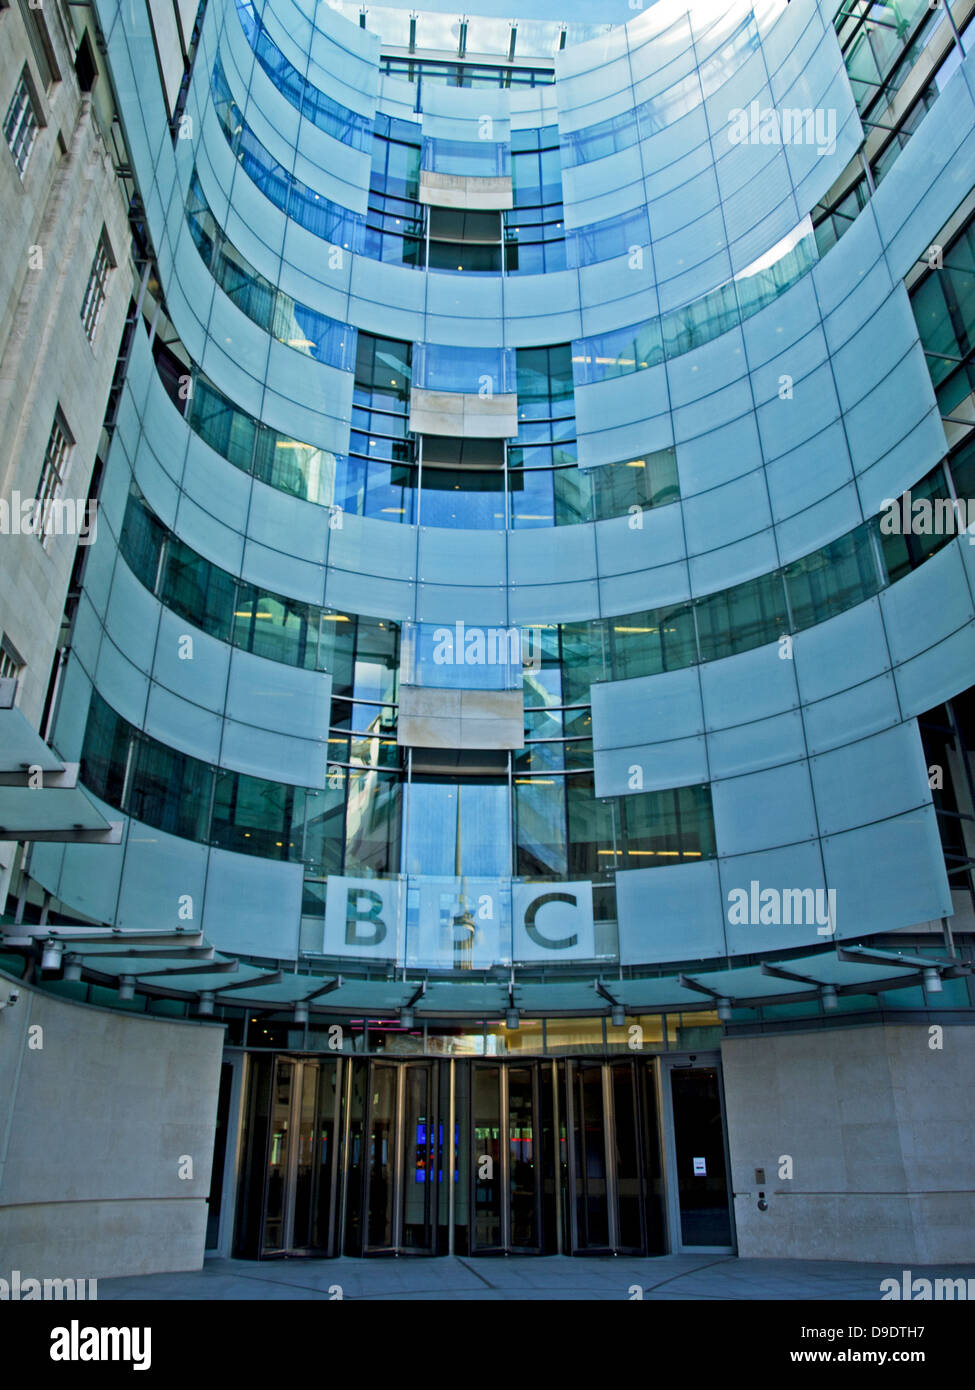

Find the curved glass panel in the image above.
[{"left": 236, "top": 0, "right": 373, "bottom": 150}]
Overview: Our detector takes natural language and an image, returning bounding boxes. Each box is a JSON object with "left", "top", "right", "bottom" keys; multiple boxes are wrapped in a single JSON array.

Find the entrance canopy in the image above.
[{"left": 2, "top": 921, "right": 968, "bottom": 1021}]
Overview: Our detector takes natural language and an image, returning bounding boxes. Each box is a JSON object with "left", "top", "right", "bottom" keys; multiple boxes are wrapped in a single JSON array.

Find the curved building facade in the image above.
[{"left": 3, "top": 0, "right": 975, "bottom": 1272}]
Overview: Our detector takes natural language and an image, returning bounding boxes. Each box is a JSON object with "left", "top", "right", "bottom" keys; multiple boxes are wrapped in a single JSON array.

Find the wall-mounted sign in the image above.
[
  {"left": 693, "top": 1156, "right": 707, "bottom": 1177},
  {"left": 512, "top": 882, "right": 595, "bottom": 961},
  {"left": 323, "top": 877, "right": 404, "bottom": 961},
  {"left": 405, "top": 880, "right": 506, "bottom": 968},
  {"left": 321, "top": 877, "right": 595, "bottom": 966}
]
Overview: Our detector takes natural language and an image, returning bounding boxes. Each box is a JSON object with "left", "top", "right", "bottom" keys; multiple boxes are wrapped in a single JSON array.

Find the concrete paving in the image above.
[{"left": 94, "top": 1254, "right": 975, "bottom": 1301}]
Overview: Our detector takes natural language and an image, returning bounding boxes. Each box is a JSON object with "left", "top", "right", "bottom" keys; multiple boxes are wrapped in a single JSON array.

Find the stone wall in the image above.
[
  {"left": 722, "top": 1023, "right": 975, "bottom": 1262},
  {"left": 0, "top": 969, "right": 225, "bottom": 1277}
]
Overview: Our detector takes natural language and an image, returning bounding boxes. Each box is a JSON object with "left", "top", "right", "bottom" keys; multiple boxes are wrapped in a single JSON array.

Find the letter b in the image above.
[{"left": 345, "top": 889, "right": 387, "bottom": 947}]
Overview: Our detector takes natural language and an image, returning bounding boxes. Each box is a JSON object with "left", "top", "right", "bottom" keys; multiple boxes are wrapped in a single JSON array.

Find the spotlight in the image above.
[
  {"left": 611, "top": 1003, "right": 625, "bottom": 1027},
  {"left": 821, "top": 984, "right": 838, "bottom": 1011},
  {"left": 294, "top": 1001, "right": 309, "bottom": 1025},
  {"left": 923, "top": 967, "right": 942, "bottom": 994},
  {"left": 63, "top": 955, "right": 83, "bottom": 983},
  {"left": 506, "top": 1008, "right": 519, "bottom": 1029},
  {"left": 41, "top": 939, "right": 63, "bottom": 972},
  {"left": 717, "top": 997, "right": 732, "bottom": 1022},
  {"left": 118, "top": 975, "right": 135, "bottom": 1001},
  {"left": 197, "top": 991, "right": 215, "bottom": 1016}
]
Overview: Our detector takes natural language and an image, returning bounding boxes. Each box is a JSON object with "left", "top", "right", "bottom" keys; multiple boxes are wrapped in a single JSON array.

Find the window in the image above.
[
  {"left": 17, "top": 0, "right": 59, "bottom": 88},
  {"left": 35, "top": 410, "right": 72, "bottom": 542},
  {"left": 0, "top": 634, "right": 24, "bottom": 684},
  {"left": 80, "top": 230, "right": 113, "bottom": 342},
  {"left": 4, "top": 67, "right": 39, "bottom": 176},
  {"left": 74, "top": 30, "right": 98, "bottom": 93}
]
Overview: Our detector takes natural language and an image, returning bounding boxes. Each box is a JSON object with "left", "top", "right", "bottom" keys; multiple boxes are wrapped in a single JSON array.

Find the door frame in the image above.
[
  {"left": 468, "top": 1059, "right": 544, "bottom": 1254},
  {"left": 356, "top": 1057, "right": 441, "bottom": 1256},
  {"left": 658, "top": 1051, "right": 736, "bottom": 1255},
  {"left": 564, "top": 1056, "right": 661, "bottom": 1256},
  {"left": 564, "top": 1058, "right": 615, "bottom": 1254},
  {"left": 289, "top": 1057, "right": 343, "bottom": 1258},
  {"left": 212, "top": 1049, "right": 247, "bottom": 1260},
  {"left": 262, "top": 1056, "right": 299, "bottom": 1255}
]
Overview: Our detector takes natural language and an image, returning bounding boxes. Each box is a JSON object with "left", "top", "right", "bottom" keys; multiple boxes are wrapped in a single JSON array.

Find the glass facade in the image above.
[{"left": 25, "top": 0, "right": 975, "bottom": 1002}]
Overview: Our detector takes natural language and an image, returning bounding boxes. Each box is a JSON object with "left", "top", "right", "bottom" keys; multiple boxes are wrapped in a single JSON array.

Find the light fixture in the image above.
[
  {"left": 41, "top": 939, "right": 63, "bottom": 972},
  {"left": 294, "top": 1001, "right": 309, "bottom": 1025},
  {"left": 717, "top": 997, "right": 732, "bottom": 1021},
  {"left": 923, "top": 967, "right": 943, "bottom": 994},
  {"left": 63, "top": 954, "right": 82, "bottom": 983},
  {"left": 197, "top": 991, "right": 215, "bottom": 1016},
  {"left": 821, "top": 984, "right": 838, "bottom": 1011},
  {"left": 118, "top": 975, "right": 136, "bottom": 1001},
  {"left": 611, "top": 1004, "right": 625, "bottom": 1027},
  {"left": 506, "top": 1008, "right": 520, "bottom": 1029}
]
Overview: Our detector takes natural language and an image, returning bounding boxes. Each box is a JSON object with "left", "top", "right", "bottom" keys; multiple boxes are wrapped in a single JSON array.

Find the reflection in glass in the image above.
[
  {"left": 406, "top": 779, "right": 510, "bottom": 877},
  {"left": 472, "top": 1067, "right": 503, "bottom": 1248},
  {"left": 508, "top": 1067, "right": 538, "bottom": 1248},
  {"left": 366, "top": 1064, "right": 396, "bottom": 1248},
  {"left": 402, "top": 1065, "right": 437, "bottom": 1249},
  {"left": 262, "top": 1060, "right": 294, "bottom": 1251},
  {"left": 571, "top": 1062, "right": 609, "bottom": 1249}
]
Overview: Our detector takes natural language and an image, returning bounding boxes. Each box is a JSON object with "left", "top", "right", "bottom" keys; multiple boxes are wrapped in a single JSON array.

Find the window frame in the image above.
[
  {"left": 3, "top": 64, "right": 42, "bottom": 177},
  {"left": 34, "top": 408, "right": 73, "bottom": 545},
  {"left": 80, "top": 227, "right": 114, "bottom": 343}
]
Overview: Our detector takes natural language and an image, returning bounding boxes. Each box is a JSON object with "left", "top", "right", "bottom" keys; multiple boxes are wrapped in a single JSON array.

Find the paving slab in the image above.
[{"left": 93, "top": 1255, "right": 975, "bottom": 1301}]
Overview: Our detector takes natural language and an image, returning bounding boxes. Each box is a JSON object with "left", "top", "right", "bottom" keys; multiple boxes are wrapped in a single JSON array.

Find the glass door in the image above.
[
  {"left": 567, "top": 1060, "right": 611, "bottom": 1251},
  {"left": 364, "top": 1062, "right": 397, "bottom": 1251},
  {"left": 262, "top": 1058, "right": 295, "bottom": 1254},
  {"left": 233, "top": 1052, "right": 689, "bottom": 1259},
  {"left": 401, "top": 1062, "right": 440, "bottom": 1251},
  {"left": 565, "top": 1058, "right": 666, "bottom": 1255},
  {"left": 233, "top": 1055, "right": 343, "bottom": 1258},
  {"left": 291, "top": 1060, "right": 341, "bottom": 1255},
  {"left": 471, "top": 1064, "right": 504, "bottom": 1250},
  {"left": 668, "top": 1063, "right": 734, "bottom": 1251},
  {"left": 347, "top": 1058, "right": 441, "bottom": 1254},
  {"left": 508, "top": 1066, "right": 541, "bottom": 1251},
  {"left": 610, "top": 1058, "right": 649, "bottom": 1254},
  {"left": 469, "top": 1062, "right": 543, "bottom": 1252}
]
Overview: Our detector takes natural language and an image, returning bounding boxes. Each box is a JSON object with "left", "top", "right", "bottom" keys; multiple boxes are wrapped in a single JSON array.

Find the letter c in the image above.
[{"left": 525, "top": 891, "right": 578, "bottom": 950}]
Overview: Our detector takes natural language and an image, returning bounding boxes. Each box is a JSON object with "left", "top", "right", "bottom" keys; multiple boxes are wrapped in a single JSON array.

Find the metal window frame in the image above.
[
  {"left": 3, "top": 67, "right": 40, "bottom": 176},
  {"left": 80, "top": 229, "right": 114, "bottom": 342}
]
